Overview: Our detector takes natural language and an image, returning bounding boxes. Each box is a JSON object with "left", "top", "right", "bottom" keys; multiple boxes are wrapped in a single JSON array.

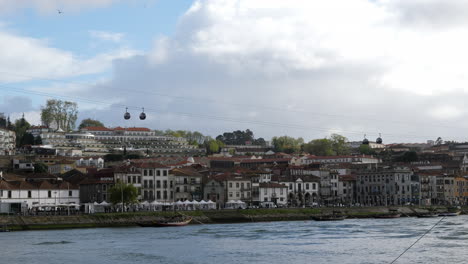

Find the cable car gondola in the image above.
[
  {"left": 140, "top": 108, "right": 146, "bottom": 120},
  {"left": 124, "top": 107, "right": 131, "bottom": 120}
]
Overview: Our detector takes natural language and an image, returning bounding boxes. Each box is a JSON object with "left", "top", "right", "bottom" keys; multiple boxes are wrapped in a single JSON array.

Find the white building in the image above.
[
  {"left": 259, "top": 182, "right": 288, "bottom": 205},
  {"left": 0, "top": 179, "right": 79, "bottom": 209},
  {"left": 302, "top": 155, "right": 380, "bottom": 165}
]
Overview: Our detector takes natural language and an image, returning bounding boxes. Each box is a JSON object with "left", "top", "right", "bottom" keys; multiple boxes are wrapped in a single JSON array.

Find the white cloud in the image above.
[
  {"left": 89, "top": 30, "right": 125, "bottom": 43},
  {"left": 0, "top": 29, "right": 139, "bottom": 82},
  {"left": 429, "top": 106, "right": 463, "bottom": 120}
]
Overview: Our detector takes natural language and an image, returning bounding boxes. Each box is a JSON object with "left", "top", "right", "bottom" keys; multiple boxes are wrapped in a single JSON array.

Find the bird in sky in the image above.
[{"left": 57, "top": 9, "right": 63, "bottom": 14}]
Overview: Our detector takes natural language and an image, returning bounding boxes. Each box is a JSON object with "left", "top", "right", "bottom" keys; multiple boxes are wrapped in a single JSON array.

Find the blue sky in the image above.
[{"left": 2, "top": 0, "right": 468, "bottom": 143}]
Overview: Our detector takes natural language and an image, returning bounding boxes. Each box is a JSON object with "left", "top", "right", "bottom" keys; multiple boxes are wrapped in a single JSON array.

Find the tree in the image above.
[
  {"left": 34, "top": 163, "right": 48, "bottom": 173},
  {"left": 41, "top": 99, "right": 78, "bottom": 131},
  {"left": 394, "top": 151, "right": 418, "bottom": 162},
  {"left": 0, "top": 114, "right": 6, "bottom": 128},
  {"left": 109, "top": 182, "right": 138, "bottom": 206},
  {"left": 272, "top": 136, "right": 304, "bottom": 154},
  {"left": 13, "top": 115, "right": 31, "bottom": 147},
  {"left": 358, "top": 144, "right": 375, "bottom": 155},
  {"left": 216, "top": 129, "right": 265, "bottom": 145},
  {"left": 204, "top": 137, "right": 225, "bottom": 154},
  {"left": 34, "top": 136, "right": 43, "bottom": 145},
  {"left": 303, "top": 138, "right": 334, "bottom": 156},
  {"left": 79, "top": 118, "right": 104, "bottom": 129},
  {"left": 329, "top": 134, "right": 350, "bottom": 155}
]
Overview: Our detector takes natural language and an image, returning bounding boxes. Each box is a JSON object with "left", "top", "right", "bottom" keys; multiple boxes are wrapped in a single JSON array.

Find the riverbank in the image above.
[{"left": 0, "top": 206, "right": 461, "bottom": 231}]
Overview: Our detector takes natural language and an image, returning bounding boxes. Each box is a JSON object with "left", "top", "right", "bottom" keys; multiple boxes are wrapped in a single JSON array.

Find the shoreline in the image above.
[{"left": 0, "top": 206, "right": 461, "bottom": 231}]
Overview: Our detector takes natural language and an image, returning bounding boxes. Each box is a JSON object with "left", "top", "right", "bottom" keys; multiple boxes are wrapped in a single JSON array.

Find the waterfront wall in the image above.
[{"left": 0, "top": 206, "right": 458, "bottom": 231}]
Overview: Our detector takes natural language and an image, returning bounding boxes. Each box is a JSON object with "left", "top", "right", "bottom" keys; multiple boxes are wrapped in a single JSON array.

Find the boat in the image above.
[
  {"left": 438, "top": 211, "right": 461, "bottom": 217},
  {"left": 416, "top": 213, "right": 439, "bottom": 218},
  {"left": 374, "top": 209, "right": 401, "bottom": 219},
  {"left": 312, "top": 215, "right": 347, "bottom": 221},
  {"left": 137, "top": 215, "right": 192, "bottom": 227},
  {"left": 312, "top": 211, "right": 347, "bottom": 221}
]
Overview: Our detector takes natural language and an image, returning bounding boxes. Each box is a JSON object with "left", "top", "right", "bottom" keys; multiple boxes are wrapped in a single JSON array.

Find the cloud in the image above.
[
  {"left": 89, "top": 30, "right": 125, "bottom": 43},
  {"left": 0, "top": 28, "right": 139, "bottom": 83},
  {"left": 0, "top": 0, "right": 117, "bottom": 14},
  {"left": 18, "top": 0, "right": 468, "bottom": 142}
]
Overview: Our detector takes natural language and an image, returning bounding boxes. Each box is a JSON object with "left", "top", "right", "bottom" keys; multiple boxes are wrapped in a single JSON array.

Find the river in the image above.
[{"left": 2, "top": 216, "right": 468, "bottom": 264}]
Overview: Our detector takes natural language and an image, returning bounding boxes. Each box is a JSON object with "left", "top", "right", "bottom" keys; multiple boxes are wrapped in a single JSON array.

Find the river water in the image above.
[{"left": 2, "top": 216, "right": 468, "bottom": 264}]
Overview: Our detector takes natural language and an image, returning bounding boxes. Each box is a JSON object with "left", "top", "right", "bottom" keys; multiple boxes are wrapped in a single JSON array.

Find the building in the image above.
[
  {"left": 172, "top": 167, "right": 203, "bottom": 201},
  {"left": 278, "top": 175, "right": 320, "bottom": 206},
  {"left": 259, "top": 182, "right": 288, "bottom": 205},
  {"left": 302, "top": 155, "right": 380, "bottom": 165},
  {"left": 81, "top": 126, "right": 206, "bottom": 157},
  {"left": 0, "top": 178, "right": 79, "bottom": 212},
  {"left": 356, "top": 165, "right": 413, "bottom": 206},
  {"left": 226, "top": 174, "right": 252, "bottom": 204},
  {"left": 79, "top": 169, "right": 115, "bottom": 204},
  {"left": 0, "top": 128, "right": 15, "bottom": 155},
  {"left": 203, "top": 175, "right": 226, "bottom": 208}
]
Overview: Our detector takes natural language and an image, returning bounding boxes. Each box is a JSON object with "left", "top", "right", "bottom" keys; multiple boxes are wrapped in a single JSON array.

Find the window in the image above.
[
  {"left": 289, "top": 184, "right": 293, "bottom": 190},
  {"left": 69, "top": 191, "right": 72, "bottom": 197},
  {"left": 157, "top": 191, "right": 161, "bottom": 199},
  {"left": 163, "top": 170, "right": 168, "bottom": 176},
  {"left": 264, "top": 189, "right": 267, "bottom": 195},
  {"left": 28, "top": 191, "right": 32, "bottom": 198},
  {"left": 280, "top": 188, "right": 283, "bottom": 195},
  {"left": 149, "top": 180, "right": 154, "bottom": 188},
  {"left": 184, "top": 186, "right": 188, "bottom": 192},
  {"left": 48, "top": 190, "right": 51, "bottom": 198},
  {"left": 241, "top": 183, "right": 244, "bottom": 189},
  {"left": 7, "top": 191, "right": 11, "bottom": 198},
  {"left": 170, "top": 181, "right": 173, "bottom": 188},
  {"left": 157, "top": 170, "right": 161, "bottom": 176},
  {"left": 138, "top": 177, "right": 141, "bottom": 184},
  {"left": 236, "top": 192, "right": 240, "bottom": 197},
  {"left": 133, "top": 176, "right": 137, "bottom": 184},
  {"left": 127, "top": 176, "right": 131, "bottom": 183},
  {"left": 144, "top": 180, "right": 148, "bottom": 188},
  {"left": 306, "top": 183, "right": 310, "bottom": 190},
  {"left": 247, "top": 183, "right": 250, "bottom": 188},
  {"left": 236, "top": 183, "right": 240, "bottom": 188},
  {"left": 229, "top": 192, "right": 233, "bottom": 197},
  {"left": 163, "top": 180, "right": 167, "bottom": 188},
  {"left": 229, "top": 182, "right": 232, "bottom": 188},
  {"left": 149, "top": 170, "right": 153, "bottom": 176},
  {"left": 163, "top": 191, "right": 167, "bottom": 199},
  {"left": 157, "top": 180, "right": 161, "bottom": 188},
  {"left": 143, "top": 170, "right": 148, "bottom": 176},
  {"left": 102, "top": 185, "right": 107, "bottom": 191}
]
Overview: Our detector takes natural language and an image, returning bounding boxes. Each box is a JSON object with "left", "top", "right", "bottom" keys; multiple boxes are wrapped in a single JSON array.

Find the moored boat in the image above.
[
  {"left": 438, "top": 211, "right": 461, "bottom": 217},
  {"left": 312, "top": 215, "right": 347, "bottom": 221},
  {"left": 137, "top": 216, "right": 192, "bottom": 227},
  {"left": 374, "top": 209, "right": 401, "bottom": 219},
  {"left": 416, "top": 213, "right": 439, "bottom": 218}
]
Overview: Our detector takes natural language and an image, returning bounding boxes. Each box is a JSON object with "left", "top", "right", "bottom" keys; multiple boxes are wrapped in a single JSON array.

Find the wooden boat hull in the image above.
[
  {"left": 138, "top": 217, "right": 192, "bottom": 227},
  {"left": 312, "top": 215, "right": 347, "bottom": 221},
  {"left": 416, "top": 214, "right": 439, "bottom": 218},
  {"left": 374, "top": 214, "right": 401, "bottom": 219},
  {"left": 438, "top": 212, "right": 461, "bottom": 217}
]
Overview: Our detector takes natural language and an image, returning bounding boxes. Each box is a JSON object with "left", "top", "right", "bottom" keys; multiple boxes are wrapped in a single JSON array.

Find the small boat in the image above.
[
  {"left": 137, "top": 216, "right": 192, "bottom": 227},
  {"left": 416, "top": 213, "right": 439, "bottom": 218},
  {"left": 0, "top": 225, "right": 10, "bottom": 232},
  {"left": 312, "top": 215, "right": 347, "bottom": 221},
  {"left": 438, "top": 211, "right": 461, "bottom": 217},
  {"left": 312, "top": 211, "right": 347, "bottom": 221},
  {"left": 374, "top": 209, "right": 401, "bottom": 219}
]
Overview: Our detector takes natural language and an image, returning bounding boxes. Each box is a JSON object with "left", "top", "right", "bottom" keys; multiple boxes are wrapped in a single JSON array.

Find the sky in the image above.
[{"left": 1, "top": 0, "right": 468, "bottom": 144}]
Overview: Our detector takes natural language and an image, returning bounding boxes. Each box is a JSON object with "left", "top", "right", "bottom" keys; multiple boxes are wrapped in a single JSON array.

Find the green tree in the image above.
[
  {"left": 358, "top": 144, "right": 375, "bottom": 155},
  {"left": 34, "top": 135, "right": 43, "bottom": 145},
  {"left": 13, "top": 116, "right": 31, "bottom": 147},
  {"left": 204, "top": 137, "right": 225, "bottom": 154},
  {"left": 109, "top": 182, "right": 139, "bottom": 205},
  {"left": 41, "top": 99, "right": 78, "bottom": 131},
  {"left": 329, "top": 134, "right": 350, "bottom": 155},
  {"left": 303, "top": 138, "right": 334, "bottom": 156},
  {"left": 78, "top": 118, "right": 104, "bottom": 129},
  {"left": 394, "top": 151, "right": 418, "bottom": 162},
  {"left": 272, "top": 136, "right": 304, "bottom": 154}
]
